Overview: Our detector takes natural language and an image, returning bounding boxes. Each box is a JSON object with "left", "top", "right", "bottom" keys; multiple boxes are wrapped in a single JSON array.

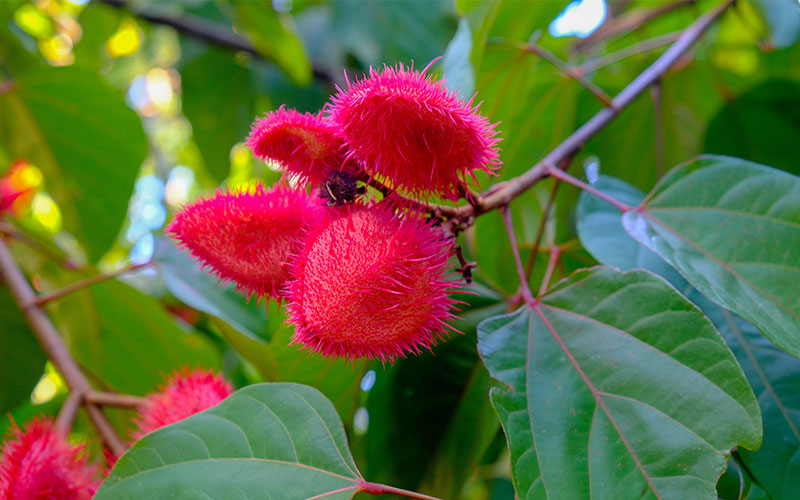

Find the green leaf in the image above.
[
  {"left": 152, "top": 237, "right": 269, "bottom": 342},
  {"left": 580, "top": 61, "right": 727, "bottom": 191},
  {"left": 622, "top": 155, "right": 800, "bottom": 357},
  {"left": 705, "top": 79, "right": 800, "bottom": 176},
  {"left": 470, "top": 184, "right": 554, "bottom": 294},
  {"left": 717, "top": 457, "right": 770, "bottom": 500},
  {"left": 96, "top": 383, "right": 364, "bottom": 499},
  {"left": 443, "top": 17, "right": 475, "bottom": 98},
  {"left": 210, "top": 318, "right": 278, "bottom": 381},
  {"left": 73, "top": 2, "right": 122, "bottom": 70},
  {"left": 0, "top": 286, "right": 46, "bottom": 413},
  {"left": 363, "top": 284, "right": 504, "bottom": 494},
  {"left": 8, "top": 66, "right": 147, "bottom": 261},
  {"left": 364, "top": 334, "right": 481, "bottom": 491},
  {"left": 578, "top": 174, "right": 800, "bottom": 500},
  {"left": 268, "top": 321, "right": 365, "bottom": 425},
  {"left": 230, "top": 2, "right": 311, "bottom": 86},
  {"left": 577, "top": 175, "right": 683, "bottom": 283},
  {"left": 478, "top": 267, "right": 762, "bottom": 500},
  {"left": 417, "top": 363, "right": 500, "bottom": 498},
  {"left": 65, "top": 279, "right": 221, "bottom": 395},
  {"left": 330, "top": 0, "right": 456, "bottom": 66},
  {"left": 721, "top": 309, "right": 800, "bottom": 499},
  {"left": 180, "top": 47, "right": 255, "bottom": 182}
]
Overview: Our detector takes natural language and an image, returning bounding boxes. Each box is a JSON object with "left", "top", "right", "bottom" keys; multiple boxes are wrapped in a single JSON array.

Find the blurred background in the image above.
[{"left": 1, "top": 0, "right": 799, "bottom": 498}]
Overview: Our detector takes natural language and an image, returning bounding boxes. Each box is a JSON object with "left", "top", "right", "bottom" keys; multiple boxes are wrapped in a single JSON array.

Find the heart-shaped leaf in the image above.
[
  {"left": 578, "top": 175, "right": 800, "bottom": 499},
  {"left": 622, "top": 155, "right": 800, "bottom": 357},
  {"left": 478, "top": 267, "right": 761, "bottom": 500},
  {"left": 96, "top": 383, "right": 364, "bottom": 499}
]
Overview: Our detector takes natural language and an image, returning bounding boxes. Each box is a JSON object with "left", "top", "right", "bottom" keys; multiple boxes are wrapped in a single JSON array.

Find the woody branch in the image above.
[
  {"left": 0, "top": 236, "right": 130, "bottom": 456},
  {"left": 390, "top": 0, "right": 734, "bottom": 227},
  {"left": 0, "top": 0, "right": 733, "bottom": 462}
]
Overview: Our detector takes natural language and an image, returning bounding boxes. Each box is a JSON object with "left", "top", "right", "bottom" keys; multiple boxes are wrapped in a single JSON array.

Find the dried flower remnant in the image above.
[
  {"left": 287, "top": 204, "right": 462, "bottom": 362},
  {"left": 166, "top": 184, "right": 322, "bottom": 300},
  {"left": 329, "top": 63, "right": 501, "bottom": 200},
  {"left": 131, "top": 368, "right": 233, "bottom": 439},
  {"left": 0, "top": 417, "right": 101, "bottom": 500},
  {"left": 246, "top": 107, "right": 356, "bottom": 188}
]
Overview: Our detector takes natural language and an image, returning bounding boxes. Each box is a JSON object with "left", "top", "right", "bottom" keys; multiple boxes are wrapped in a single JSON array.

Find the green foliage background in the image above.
[{"left": 1, "top": 0, "right": 799, "bottom": 499}]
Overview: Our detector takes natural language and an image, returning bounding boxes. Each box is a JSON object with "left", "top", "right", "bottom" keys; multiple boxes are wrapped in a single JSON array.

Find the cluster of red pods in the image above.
[{"left": 169, "top": 62, "right": 501, "bottom": 363}]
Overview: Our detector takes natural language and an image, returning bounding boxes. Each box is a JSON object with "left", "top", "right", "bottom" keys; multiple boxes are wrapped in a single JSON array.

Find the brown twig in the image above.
[
  {"left": 578, "top": 32, "right": 681, "bottom": 74},
  {"left": 55, "top": 391, "right": 83, "bottom": 435},
  {"left": 0, "top": 221, "right": 83, "bottom": 270},
  {"left": 491, "top": 39, "right": 614, "bottom": 107},
  {"left": 95, "top": 0, "right": 339, "bottom": 86},
  {"left": 651, "top": 79, "right": 665, "bottom": 177},
  {"left": 575, "top": 0, "right": 696, "bottom": 52},
  {"left": 86, "top": 391, "right": 146, "bottom": 408},
  {"left": 452, "top": 245, "right": 477, "bottom": 284},
  {"left": 0, "top": 238, "right": 127, "bottom": 456},
  {"left": 439, "top": 0, "right": 733, "bottom": 226},
  {"left": 362, "top": 175, "right": 459, "bottom": 218},
  {"left": 349, "top": 1, "right": 731, "bottom": 230},
  {"left": 32, "top": 262, "right": 151, "bottom": 307}
]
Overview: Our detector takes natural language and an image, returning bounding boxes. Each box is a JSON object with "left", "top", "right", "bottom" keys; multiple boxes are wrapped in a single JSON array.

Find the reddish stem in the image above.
[
  {"left": 33, "top": 262, "right": 151, "bottom": 307},
  {"left": 359, "top": 481, "right": 444, "bottom": 500},
  {"left": 579, "top": 32, "right": 681, "bottom": 74},
  {"left": 545, "top": 164, "right": 632, "bottom": 213},
  {"left": 498, "top": 39, "right": 614, "bottom": 106},
  {"left": 537, "top": 245, "right": 562, "bottom": 297},
  {"left": 524, "top": 177, "right": 563, "bottom": 281},
  {"left": 501, "top": 206, "right": 535, "bottom": 306}
]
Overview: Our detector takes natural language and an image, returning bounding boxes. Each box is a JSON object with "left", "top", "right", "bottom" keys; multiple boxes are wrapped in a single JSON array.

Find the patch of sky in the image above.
[
  {"left": 549, "top": 0, "right": 607, "bottom": 38},
  {"left": 127, "top": 175, "right": 166, "bottom": 264},
  {"left": 360, "top": 369, "right": 376, "bottom": 392}
]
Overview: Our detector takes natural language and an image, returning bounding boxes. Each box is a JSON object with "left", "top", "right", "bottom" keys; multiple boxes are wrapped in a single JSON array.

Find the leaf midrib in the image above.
[
  {"left": 538, "top": 303, "right": 758, "bottom": 437},
  {"left": 531, "top": 304, "right": 662, "bottom": 500}
]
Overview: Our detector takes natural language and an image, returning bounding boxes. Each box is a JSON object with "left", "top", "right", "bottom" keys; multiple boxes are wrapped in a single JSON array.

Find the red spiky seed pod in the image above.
[
  {"left": 286, "top": 204, "right": 462, "bottom": 362},
  {"left": 166, "top": 184, "right": 322, "bottom": 300},
  {"left": 329, "top": 63, "right": 501, "bottom": 200},
  {"left": 0, "top": 417, "right": 101, "bottom": 500},
  {"left": 246, "top": 107, "right": 355, "bottom": 188},
  {"left": 131, "top": 368, "right": 233, "bottom": 440}
]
